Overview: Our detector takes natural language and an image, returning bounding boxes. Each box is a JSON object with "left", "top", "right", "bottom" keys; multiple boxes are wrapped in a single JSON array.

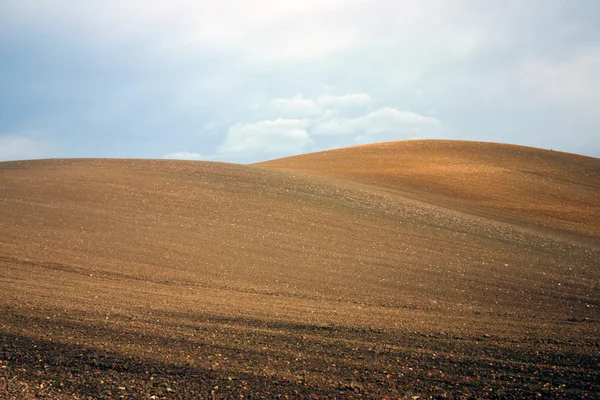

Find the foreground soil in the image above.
[{"left": 1, "top": 140, "right": 599, "bottom": 398}]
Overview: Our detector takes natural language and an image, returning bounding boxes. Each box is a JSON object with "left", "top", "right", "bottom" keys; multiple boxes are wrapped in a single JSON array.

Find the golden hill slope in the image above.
[
  {"left": 1, "top": 144, "right": 599, "bottom": 398},
  {"left": 257, "top": 140, "right": 600, "bottom": 239}
]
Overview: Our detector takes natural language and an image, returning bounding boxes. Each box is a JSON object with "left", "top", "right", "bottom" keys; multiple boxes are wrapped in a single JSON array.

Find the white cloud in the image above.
[
  {"left": 0, "top": 136, "right": 47, "bottom": 161},
  {"left": 1, "top": 0, "right": 501, "bottom": 65},
  {"left": 518, "top": 47, "right": 600, "bottom": 105},
  {"left": 218, "top": 119, "right": 313, "bottom": 156},
  {"left": 267, "top": 93, "right": 373, "bottom": 119},
  {"left": 448, "top": 45, "right": 600, "bottom": 115},
  {"left": 234, "top": 95, "right": 444, "bottom": 154},
  {"left": 3, "top": 1, "right": 600, "bottom": 159},
  {"left": 245, "top": 22, "right": 362, "bottom": 62},
  {"left": 271, "top": 95, "right": 320, "bottom": 116},
  {"left": 313, "top": 107, "right": 443, "bottom": 137},
  {"left": 317, "top": 93, "right": 373, "bottom": 107},
  {"left": 1, "top": 0, "right": 365, "bottom": 61},
  {"left": 163, "top": 152, "right": 207, "bottom": 160}
]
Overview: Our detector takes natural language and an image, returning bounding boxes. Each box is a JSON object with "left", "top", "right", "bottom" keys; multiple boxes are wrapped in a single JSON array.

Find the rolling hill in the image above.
[
  {"left": 1, "top": 140, "right": 599, "bottom": 398},
  {"left": 257, "top": 140, "right": 600, "bottom": 239}
]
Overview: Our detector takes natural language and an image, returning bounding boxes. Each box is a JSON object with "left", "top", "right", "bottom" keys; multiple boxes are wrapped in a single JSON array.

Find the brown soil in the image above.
[
  {"left": 257, "top": 140, "right": 600, "bottom": 240},
  {"left": 1, "top": 140, "right": 599, "bottom": 399}
]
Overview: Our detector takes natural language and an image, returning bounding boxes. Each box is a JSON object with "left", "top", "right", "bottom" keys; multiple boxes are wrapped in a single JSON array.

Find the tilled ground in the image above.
[
  {"left": 1, "top": 142, "right": 599, "bottom": 398},
  {"left": 1, "top": 304, "right": 599, "bottom": 399}
]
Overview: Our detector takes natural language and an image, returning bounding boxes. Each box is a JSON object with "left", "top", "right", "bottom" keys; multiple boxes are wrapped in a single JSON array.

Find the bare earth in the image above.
[{"left": 1, "top": 140, "right": 599, "bottom": 399}]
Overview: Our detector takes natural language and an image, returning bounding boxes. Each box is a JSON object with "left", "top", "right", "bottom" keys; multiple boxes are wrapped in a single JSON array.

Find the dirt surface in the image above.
[
  {"left": 257, "top": 140, "right": 600, "bottom": 240},
  {"left": 1, "top": 140, "right": 599, "bottom": 398}
]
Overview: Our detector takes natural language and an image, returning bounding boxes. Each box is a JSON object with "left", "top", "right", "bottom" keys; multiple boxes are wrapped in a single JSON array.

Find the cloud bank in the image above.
[
  {"left": 0, "top": 1, "right": 599, "bottom": 161},
  {"left": 197, "top": 93, "right": 444, "bottom": 161}
]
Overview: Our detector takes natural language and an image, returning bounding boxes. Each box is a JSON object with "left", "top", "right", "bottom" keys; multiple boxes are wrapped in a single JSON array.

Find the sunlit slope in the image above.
[
  {"left": 257, "top": 140, "right": 600, "bottom": 238},
  {"left": 1, "top": 157, "right": 598, "bottom": 320}
]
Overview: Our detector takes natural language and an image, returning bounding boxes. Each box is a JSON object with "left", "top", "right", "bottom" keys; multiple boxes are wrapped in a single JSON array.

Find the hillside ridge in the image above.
[
  {"left": 257, "top": 139, "right": 600, "bottom": 239},
  {"left": 1, "top": 140, "right": 599, "bottom": 398}
]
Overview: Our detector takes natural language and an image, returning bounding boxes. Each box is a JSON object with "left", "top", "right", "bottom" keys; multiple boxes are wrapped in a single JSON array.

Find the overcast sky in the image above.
[{"left": 1, "top": 0, "right": 599, "bottom": 162}]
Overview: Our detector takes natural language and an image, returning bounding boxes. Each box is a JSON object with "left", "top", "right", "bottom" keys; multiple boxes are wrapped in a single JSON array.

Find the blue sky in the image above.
[{"left": 1, "top": 0, "right": 599, "bottom": 163}]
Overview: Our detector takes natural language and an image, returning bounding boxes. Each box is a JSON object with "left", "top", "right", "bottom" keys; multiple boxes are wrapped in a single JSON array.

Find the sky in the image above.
[{"left": 1, "top": 0, "right": 599, "bottom": 163}]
